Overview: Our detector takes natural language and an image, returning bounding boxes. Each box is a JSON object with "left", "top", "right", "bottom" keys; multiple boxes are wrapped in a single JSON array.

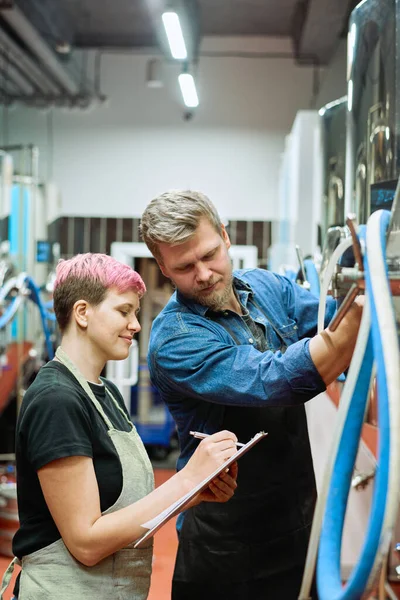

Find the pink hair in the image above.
[{"left": 54, "top": 253, "right": 146, "bottom": 296}]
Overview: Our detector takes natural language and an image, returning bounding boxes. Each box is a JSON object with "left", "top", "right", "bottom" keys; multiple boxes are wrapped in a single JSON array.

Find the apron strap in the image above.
[
  {"left": 0, "top": 556, "right": 20, "bottom": 600},
  {"left": 56, "top": 346, "right": 116, "bottom": 431}
]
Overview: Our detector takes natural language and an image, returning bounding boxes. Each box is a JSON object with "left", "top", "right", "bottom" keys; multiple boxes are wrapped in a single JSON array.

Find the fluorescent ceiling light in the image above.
[
  {"left": 178, "top": 73, "right": 199, "bottom": 107},
  {"left": 162, "top": 12, "right": 187, "bottom": 60}
]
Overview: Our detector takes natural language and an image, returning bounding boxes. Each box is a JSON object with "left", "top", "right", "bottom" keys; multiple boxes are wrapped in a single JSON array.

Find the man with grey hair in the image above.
[{"left": 140, "top": 190, "right": 363, "bottom": 600}]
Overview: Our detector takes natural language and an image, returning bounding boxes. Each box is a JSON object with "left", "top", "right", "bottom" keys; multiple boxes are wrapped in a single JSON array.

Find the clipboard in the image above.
[{"left": 134, "top": 430, "right": 268, "bottom": 548}]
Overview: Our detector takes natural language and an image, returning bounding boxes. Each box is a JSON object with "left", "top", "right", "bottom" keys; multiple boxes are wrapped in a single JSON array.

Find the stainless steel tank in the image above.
[
  {"left": 346, "top": 0, "right": 399, "bottom": 223},
  {"left": 347, "top": 0, "right": 400, "bottom": 586},
  {"left": 320, "top": 97, "right": 347, "bottom": 241}
]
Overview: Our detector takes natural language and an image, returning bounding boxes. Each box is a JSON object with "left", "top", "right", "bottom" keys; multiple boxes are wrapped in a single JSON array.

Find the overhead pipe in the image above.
[
  {"left": 0, "top": 27, "right": 61, "bottom": 95},
  {"left": 0, "top": 62, "right": 34, "bottom": 95},
  {"left": 0, "top": 79, "right": 20, "bottom": 97},
  {"left": 1, "top": 5, "right": 79, "bottom": 96},
  {"left": 0, "top": 94, "right": 95, "bottom": 109}
]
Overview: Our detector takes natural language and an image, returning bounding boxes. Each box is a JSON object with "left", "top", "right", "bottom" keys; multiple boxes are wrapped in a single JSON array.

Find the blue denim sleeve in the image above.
[
  {"left": 274, "top": 274, "right": 336, "bottom": 338},
  {"left": 151, "top": 321, "right": 327, "bottom": 408}
]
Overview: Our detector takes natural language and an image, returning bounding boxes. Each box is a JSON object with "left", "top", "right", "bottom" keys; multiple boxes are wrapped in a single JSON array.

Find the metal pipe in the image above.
[
  {"left": 295, "top": 244, "right": 309, "bottom": 288},
  {"left": 328, "top": 282, "right": 360, "bottom": 332},
  {"left": 0, "top": 27, "right": 60, "bottom": 95},
  {"left": 0, "top": 94, "right": 96, "bottom": 109},
  {"left": 0, "top": 63, "right": 34, "bottom": 95},
  {"left": 0, "top": 144, "right": 35, "bottom": 152},
  {"left": 335, "top": 270, "right": 400, "bottom": 295},
  {"left": 346, "top": 213, "right": 364, "bottom": 270},
  {"left": 0, "top": 80, "right": 20, "bottom": 97},
  {"left": 1, "top": 5, "right": 79, "bottom": 95}
]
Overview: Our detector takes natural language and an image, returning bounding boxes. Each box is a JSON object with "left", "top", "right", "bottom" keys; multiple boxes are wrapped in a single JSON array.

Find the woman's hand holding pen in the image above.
[{"left": 182, "top": 430, "right": 238, "bottom": 507}]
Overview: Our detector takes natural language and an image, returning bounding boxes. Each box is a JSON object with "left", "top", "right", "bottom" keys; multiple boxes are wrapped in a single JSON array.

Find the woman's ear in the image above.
[{"left": 72, "top": 300, "right": 89, "bottom": 329}]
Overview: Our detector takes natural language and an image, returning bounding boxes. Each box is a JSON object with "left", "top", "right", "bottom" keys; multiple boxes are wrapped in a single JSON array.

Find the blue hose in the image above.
[
  {"left": 25, "top": 276, "right": 55, "bottom": 360},
  {"left": 43, "top": 299, "right": 56, "bottom": 322},
  {"left": 0, "top": 294, "right": 21, "bottom": 329},
  {"left": 317, "top": 210, "right": 392, "bottom": 599},
  {"left": 304, "top": 259, "right": 320, "bottom": 298}
]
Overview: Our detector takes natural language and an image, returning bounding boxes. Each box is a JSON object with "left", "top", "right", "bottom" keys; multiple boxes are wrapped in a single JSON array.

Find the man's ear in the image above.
[
  {"left": 221, "top": 224, "right": 231, "bottom": 250},
  {"left": 72, "top": 300, "right": 90, "bottom": 329},
  {"left": 157, "top": 260, "right": 170, "bottom": 279},
  {"left": 158, "top": 263, "right": 171, "bottom": 279}
]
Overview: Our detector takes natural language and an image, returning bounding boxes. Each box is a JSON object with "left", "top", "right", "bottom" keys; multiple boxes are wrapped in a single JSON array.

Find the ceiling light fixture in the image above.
[
  {"left": 178, "top": 72, "right": 199, "bottom": 108},
  {"left": 162, "top": 11, "right": 187, "bottom": 59}
]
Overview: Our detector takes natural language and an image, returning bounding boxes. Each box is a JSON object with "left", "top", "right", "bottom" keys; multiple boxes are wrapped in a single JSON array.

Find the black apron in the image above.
[{"left": 172, "top": 306, "right": 319, "bottom": 600}]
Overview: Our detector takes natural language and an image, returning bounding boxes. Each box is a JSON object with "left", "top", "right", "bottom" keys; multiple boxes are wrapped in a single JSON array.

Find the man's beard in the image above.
[{"left": 191, "top": 275, "right": 234, "bottom": 311}]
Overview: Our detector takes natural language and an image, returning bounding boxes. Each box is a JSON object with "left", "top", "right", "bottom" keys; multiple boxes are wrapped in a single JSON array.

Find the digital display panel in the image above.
[
  {"left": 370, "top": 179, "right": 397, "bottom": 214},
  {"left": 36, "top": 241, "right": 53, "bottom": 263}
]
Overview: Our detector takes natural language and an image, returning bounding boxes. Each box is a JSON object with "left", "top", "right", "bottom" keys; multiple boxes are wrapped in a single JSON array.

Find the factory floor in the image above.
[{"left": 0, "top": 468, "right": 178, "bottom": 600}]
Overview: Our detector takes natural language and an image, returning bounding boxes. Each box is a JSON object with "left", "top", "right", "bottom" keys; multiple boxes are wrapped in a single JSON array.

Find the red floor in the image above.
[{"left": 0, "top": 468, "right": 178, "bottom": 600}]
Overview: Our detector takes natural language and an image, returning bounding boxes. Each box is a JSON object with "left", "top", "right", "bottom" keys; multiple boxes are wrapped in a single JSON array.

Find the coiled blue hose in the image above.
[{"left": 317, "top": 210, "right": 393, "bottom": 599}]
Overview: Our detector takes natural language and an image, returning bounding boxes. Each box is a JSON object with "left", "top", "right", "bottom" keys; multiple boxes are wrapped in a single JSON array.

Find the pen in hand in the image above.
[{"left": 189, "top": 430, "right": 245, "bottom": 447}]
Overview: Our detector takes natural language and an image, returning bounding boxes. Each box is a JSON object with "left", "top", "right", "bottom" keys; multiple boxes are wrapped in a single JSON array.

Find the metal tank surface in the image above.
[
  {"left": 319, "top": 97, "right": 348, "bottom": 280},
  {"left": 347, "top": 0, "right": 400, "bottom": 587},
  {"left": 347, "top": 0, "right": 399, "bottom": 223},
  {"left": 320, "top": 97, "right": 347, "bottom": 239}
]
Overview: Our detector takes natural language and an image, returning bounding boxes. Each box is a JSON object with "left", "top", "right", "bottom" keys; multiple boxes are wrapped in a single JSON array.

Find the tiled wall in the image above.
[{"left": 48, "top": 216, "right": 272, "bottom": 267}]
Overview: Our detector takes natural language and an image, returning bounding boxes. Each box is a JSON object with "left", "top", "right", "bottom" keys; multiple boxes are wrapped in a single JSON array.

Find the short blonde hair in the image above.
[{"left": 140, "top": 190, "right": 223, "bottom": 263}]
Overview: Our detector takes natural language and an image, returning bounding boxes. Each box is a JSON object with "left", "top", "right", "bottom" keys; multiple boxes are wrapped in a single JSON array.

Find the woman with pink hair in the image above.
[{"left": 1, "top": 253, "right": 238, "bottom": 600}]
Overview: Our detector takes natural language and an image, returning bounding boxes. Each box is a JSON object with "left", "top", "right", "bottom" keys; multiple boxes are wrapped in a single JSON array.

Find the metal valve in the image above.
[
  {"left": 295, "top": 245, "right": 311, "bottom": 291},
  {"left": 329, "top": 214, "right": 363, "bottom": 332}
]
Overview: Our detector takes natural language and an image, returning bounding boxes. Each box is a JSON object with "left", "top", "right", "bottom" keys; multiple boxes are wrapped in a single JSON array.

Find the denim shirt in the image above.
[{"left": 148, "top": 268, "right": 336, "bottom": 473}]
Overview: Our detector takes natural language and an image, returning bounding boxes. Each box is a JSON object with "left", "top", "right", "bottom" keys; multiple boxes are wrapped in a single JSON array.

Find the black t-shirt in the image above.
[{"left": 12, "top": 360, "right": 132, "bottom": 560}]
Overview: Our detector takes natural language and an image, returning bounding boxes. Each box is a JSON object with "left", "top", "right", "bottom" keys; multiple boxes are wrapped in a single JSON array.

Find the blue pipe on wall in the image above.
[{"left": 25, "top": 276, "right": 54, "bottom": 360}]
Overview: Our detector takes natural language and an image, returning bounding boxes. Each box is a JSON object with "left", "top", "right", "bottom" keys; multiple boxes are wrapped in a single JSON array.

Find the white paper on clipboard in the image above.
[{"left": 134, "top": 430, "right": 268, "bottom": 548}]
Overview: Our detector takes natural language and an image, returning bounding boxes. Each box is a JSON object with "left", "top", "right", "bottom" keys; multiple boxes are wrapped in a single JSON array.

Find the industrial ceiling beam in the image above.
[
  {"left": 74, "top": 33, "right": 157, "bottom": 49},
  {"left": 0, "top": 26, "right": 61, "bottom": 95},
  {"left": 0, "top": 61, "right": 34, "bottom": 94},
  {"left": 0, "top": 4, "right": 79, "bottom": 95},
  {"left": 15, "top": 0, "right": 75, "bottom": 48},
  {"left": 0, "top": 78, "right": 21, "bottom": 97},
  {"left": 293, "top": 0, "right": 352, "bottom": 65},
  {"left": 0, "top": 94, "right": 95, "bottom": 109}
]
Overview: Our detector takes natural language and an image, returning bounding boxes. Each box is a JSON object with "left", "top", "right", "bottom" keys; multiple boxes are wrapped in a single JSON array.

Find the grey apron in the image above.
[{"left": 1, "top": 346, "right": 155, "bottom": 600}]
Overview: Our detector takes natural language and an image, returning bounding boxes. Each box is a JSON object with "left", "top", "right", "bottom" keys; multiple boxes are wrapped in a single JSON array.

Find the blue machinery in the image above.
[
  {"left": 298, "top": 197, "right": 400, "bottom": 598},
  {"left": 293, "top": 0, "right": 400, "bottom": 595},
  {"left": 0, "top": 273, "right": 55, "bottom": 361}
]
